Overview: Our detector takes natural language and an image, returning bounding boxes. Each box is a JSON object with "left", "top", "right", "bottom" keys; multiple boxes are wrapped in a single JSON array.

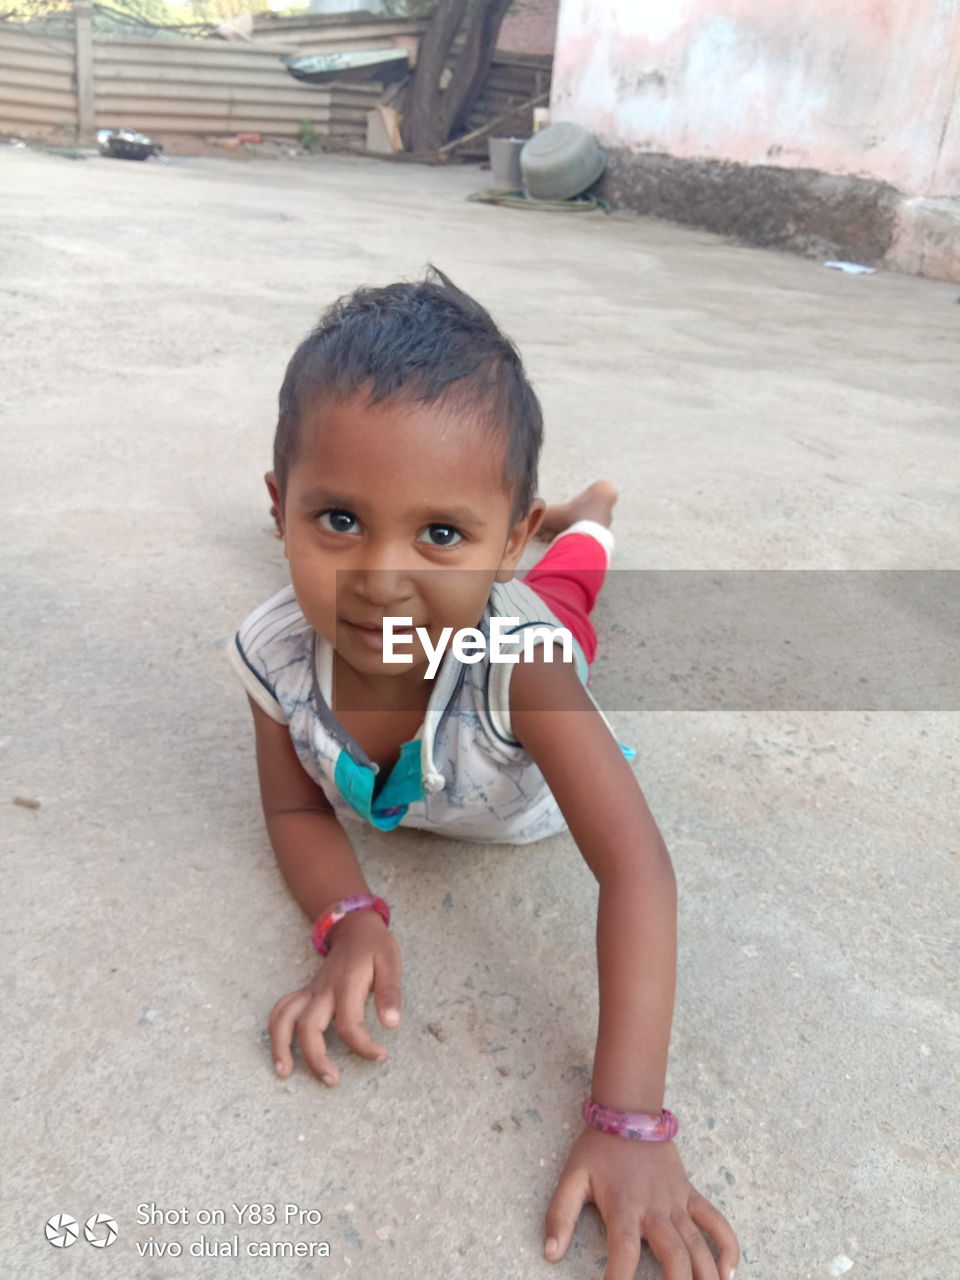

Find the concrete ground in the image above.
[{"left": 1, "top": 147, "right": 957, "bottom": 1280}]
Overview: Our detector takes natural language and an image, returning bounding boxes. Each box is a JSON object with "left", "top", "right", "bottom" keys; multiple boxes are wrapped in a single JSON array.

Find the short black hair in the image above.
[{"left": 273, "top": 267, "right": 542, "bottom": 525}]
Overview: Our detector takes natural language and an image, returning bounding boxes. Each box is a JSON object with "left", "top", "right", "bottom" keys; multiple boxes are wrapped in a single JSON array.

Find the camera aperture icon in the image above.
[
  {"left": 45, "top": 1212, "right": 118, "bottom": 1248},
  {"left": 45, "top": 1214, "right": 79, "bottom": 1247},
  {"left": 84, "top": 1213, "right": 119, "bottom": 1247}
]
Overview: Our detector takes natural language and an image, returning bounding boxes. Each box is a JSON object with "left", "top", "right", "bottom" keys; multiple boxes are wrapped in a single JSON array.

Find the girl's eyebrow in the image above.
[
  {"left": 425, "top": 505, "right": 489, "bottom": 529},
  {"left": 298, "top": 488, "right": 359, "bottom": 509}
]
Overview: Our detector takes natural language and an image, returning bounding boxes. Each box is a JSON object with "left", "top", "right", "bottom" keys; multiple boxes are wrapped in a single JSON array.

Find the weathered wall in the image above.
[{"left": 552, "top": 0, "right": 960, "bottom": 198}]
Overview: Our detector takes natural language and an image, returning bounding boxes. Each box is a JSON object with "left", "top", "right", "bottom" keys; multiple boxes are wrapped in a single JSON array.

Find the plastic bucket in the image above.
[{"left": 488, "top": 137, "right": 525, "bottom": 190}]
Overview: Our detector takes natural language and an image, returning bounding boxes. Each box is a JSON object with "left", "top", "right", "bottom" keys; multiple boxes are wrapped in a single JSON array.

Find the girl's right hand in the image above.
[{"left": 267, "top": 911, "right": 402, "bottom": 1086}]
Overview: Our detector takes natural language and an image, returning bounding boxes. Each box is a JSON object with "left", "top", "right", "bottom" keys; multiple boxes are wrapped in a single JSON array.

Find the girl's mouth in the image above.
[{"left": 342, "top": 619, "right": 417, "bottom": 651}]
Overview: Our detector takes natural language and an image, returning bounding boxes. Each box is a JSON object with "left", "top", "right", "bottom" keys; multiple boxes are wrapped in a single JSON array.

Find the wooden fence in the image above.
[{"left": 464, "top": 52, "right": 552, "bottom": 154}]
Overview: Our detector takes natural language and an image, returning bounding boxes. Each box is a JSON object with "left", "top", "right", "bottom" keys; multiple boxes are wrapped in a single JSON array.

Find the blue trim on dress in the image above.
[{"left": 233, "top": 634, "right": 278, "bottom": 698}]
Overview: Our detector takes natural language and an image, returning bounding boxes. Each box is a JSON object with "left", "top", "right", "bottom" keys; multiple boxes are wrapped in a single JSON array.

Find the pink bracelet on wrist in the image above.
[
  {"left": 312, "top": 894, "right": 391, "bottom": 956},
  {"left": 582, "top": 1099, "right": 679, "bottom": 1142}
]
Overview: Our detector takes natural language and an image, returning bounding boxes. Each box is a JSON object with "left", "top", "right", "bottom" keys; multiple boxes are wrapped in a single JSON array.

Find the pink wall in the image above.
[{"left": 552, "top": 0, "right": 960, "bottom": 197}]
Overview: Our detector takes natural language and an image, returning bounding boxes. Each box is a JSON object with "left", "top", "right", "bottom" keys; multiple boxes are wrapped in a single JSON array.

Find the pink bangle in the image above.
[
  {"left": 312, "top": 894, "right": 390, "bottom": 956},
  {"left": 582, "top": 1099, "right": 679, "bottom": 1142}
]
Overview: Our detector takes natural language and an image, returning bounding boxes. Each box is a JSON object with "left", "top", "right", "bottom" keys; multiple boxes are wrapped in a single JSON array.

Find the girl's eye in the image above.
[
  {"left": 418, "top": 524, "right": 463, "bottom": 548},
  {"left": 317, "top": 509, "right": 359, "bottom": 535}
]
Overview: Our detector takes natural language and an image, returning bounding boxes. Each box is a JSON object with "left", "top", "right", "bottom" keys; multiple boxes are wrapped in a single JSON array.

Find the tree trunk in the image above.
[
  {"left": 402, "top": 0, "right": 469, "bottom": 153},
  {"left": 442, "top": 0, "right": 513, "bottom": 140},
  {"left": 402, "top": 0, "right": 514, "bottom": 154}
]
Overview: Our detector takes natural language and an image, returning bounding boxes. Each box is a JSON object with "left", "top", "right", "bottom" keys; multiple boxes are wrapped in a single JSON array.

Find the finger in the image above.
[
  {"left": 268, "top": 991, "right": 310, "bottom": 1078},
  {"left": 598, "top": 1203, "right": 643, "bottom": 1280},
  {"left": 689, "top": 1193, "right": 740, "bottom": 1280},
  {"left": 295, "top": 995, "right": 339, "bottom": 1086},
  {"left": 643, "top": 1212, "right": 694, "bottom": 1280},
  {"left": 674, "top": 1211, "right": 722, "bottom": 1280},
  {"left": 372, "top": 949, "right": 403, "bottom": 1030},
  {"left": 335, "top": 980, "right": 389, "bottom": 1061},
  {"left": 543, "top": 1163, "right": 589, "bottom": 1262}
]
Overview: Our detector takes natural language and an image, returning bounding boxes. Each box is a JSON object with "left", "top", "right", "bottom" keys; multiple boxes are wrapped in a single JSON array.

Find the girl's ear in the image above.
[
  {"left": 265, "top": 472, "right": 285, "bottom": 542},
  {"left": 494, "top": 499, "right": 547, "bottom": 583}
]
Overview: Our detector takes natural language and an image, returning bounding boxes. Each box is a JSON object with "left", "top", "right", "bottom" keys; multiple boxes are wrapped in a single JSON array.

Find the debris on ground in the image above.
[
  {"left": 366, "top": 106, "right": 403, "bottom": 155},
  {"left": 13, "top": 796, "right": 41, "bottom": 809},
  {"left": 823, "top": 260, "right": 877, "bottom": 274},
  {"left": 97, "top": 128, "right": 163, "bottom": 161},
  {"left": 211, "top": 133, "right": 282, "bottom": 152}
]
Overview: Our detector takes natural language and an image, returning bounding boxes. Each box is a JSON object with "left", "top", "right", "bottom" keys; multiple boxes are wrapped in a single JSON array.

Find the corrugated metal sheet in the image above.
[
  {"left": 92, "top": 34, "right": 381, "bottom": 139},
  {"left": 250, "top": 13, "right": 426, "bottom": 52},
  {"left": 0, "top": 18, "right": 550, "bottom": 149},
  {"left": 0, "top": 25, "right": 77, "bottom": 136}
]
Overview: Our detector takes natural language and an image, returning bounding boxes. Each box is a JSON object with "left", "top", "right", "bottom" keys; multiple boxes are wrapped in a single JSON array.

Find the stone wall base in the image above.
[
  {"left": 886, "top": 198, "right": 960, "bottom": 283},
  {"left": 598, "top": 149, "right": 960, "bottom": 280}
]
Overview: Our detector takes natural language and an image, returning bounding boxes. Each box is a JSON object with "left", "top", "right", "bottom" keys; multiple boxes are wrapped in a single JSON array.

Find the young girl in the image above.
[{"left": 230, "top": 269, "right": 739, "bottom": 1280}]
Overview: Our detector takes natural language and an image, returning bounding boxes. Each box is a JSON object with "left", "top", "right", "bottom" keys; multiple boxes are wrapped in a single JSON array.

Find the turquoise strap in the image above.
[{"left": 333, "top": 738, "right": 425, "bottom": 830}]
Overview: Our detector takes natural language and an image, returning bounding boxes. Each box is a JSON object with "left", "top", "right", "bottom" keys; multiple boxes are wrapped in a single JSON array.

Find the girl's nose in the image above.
[
  {"left": 352, "top": 568, "right": 407, "bottom": 607},
  {"left": 350, "top": 544, "right": 417, "bottom": 607}
]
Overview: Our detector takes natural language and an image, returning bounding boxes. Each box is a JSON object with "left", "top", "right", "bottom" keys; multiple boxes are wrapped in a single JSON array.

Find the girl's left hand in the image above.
[{"left": 544, "top": 1128, "right": 739, "bottom": 1280}]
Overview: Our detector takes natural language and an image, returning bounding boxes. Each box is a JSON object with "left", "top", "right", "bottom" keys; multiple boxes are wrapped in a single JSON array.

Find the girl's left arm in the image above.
[{"left": 510, "top": 652, "right": 739, "bottom": 1280}]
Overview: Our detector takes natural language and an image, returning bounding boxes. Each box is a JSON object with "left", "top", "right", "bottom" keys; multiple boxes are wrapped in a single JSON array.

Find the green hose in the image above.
[{"left": 468, "top": 188, "right": 611, "bottom": 214}]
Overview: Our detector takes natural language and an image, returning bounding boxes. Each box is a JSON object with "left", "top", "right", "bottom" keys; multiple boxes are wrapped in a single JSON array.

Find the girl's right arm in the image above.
[{"left": 247, "top": 696, "right": 402, "bottom": 1086}]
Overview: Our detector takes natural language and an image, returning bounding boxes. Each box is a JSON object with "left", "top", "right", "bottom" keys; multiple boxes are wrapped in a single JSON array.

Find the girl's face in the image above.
[{"left": 268, "top": 390, "right": 544, "bottom": 703}]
